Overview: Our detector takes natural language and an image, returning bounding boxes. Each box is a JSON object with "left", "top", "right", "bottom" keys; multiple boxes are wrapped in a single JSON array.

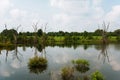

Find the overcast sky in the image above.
[{"left": 0, "top": 0, "right": 120, "bottom": 32}]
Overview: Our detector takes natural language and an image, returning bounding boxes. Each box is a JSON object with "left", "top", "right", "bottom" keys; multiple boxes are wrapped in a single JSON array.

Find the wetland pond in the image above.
[{"left": 0, "top": 44, "right": 120, "bottom": 80}]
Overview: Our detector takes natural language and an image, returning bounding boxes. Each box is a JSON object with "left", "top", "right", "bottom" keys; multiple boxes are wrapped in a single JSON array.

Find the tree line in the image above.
[{"left": 0, "top": 28, "right": 120, "bottom": 45}]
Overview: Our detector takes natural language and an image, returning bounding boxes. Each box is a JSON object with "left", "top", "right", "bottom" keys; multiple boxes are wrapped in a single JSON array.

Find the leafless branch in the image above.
[{"left": 4, "top": 24, "right": 7, "bottom": 30}]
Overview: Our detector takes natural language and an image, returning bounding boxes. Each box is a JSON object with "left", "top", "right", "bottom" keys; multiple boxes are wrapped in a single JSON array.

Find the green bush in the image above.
[
  {"left": 91, "top": 71, "right": 105, "bottom": 80},
  {"left": 116, "top": 36, "right": 120, "bottom": 42},
  {"left": 72, "top": 59, "right": 90, "bottom": 73},
  {"left": 28, "top": 56, "right": 47, "bottom": 74},
  {"left": 61, "top": 67, "right": 74, "bottom": 80},
  {"left": 72, "top": 59, "right": 89, "bottom": 67}
]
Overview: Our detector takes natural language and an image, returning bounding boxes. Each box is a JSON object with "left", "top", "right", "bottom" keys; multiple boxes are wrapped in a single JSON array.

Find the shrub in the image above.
[
  {"left": 28, "top": 56, "right": 47, "bottom": 74},
  {"left": 116, "top": 36, "right": 120, "bottom": 42},
  {"left": 72, "top": 59, "right": 90, "bottom": 73},
  {"left": 72, "top": 59, "right": 89, "bottom": 67},
  {"left": 91, "top": 71, "right": 105, "bottom": 80},
  {"left": 61, "top": 67, "right": 74, "bottom": 80}
]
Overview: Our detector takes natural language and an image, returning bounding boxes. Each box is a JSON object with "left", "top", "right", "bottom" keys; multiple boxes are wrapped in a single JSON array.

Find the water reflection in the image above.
[
  {"left": 47, "top": 43, "right": 80, "bottom": 50},
  {"left": 97, "top": 43, "right": 110, "bottom": 63},
  {"left": 28, "top": 44, "right": 47, "bottom": 74},
  {"left": 0, "top": 43, "right": 120, "bottom": 80},
  {"left": 22, "top": 45, "right": 26, "bottom": 51},
  {"left": 12, "top": 44, "right": 23, "bottom": 62},
  {"left": 73, "top": 59, "right": 90, "bottom": 80},
  {"left": 72, "top": 59, "right": 90, "bottom": 74},
  {"left": 114, "top": 43, "right": 120, "bottom": 50},
  {"left": 28, "top": 56, "right": 47, "bottom": 74},
  {"left": 0, "top": 44, "right": 23, "bottom": 63},
  {"left": 0, "top": 49, "right": 1, "bottom": 54},
  {"left": 83, "top": 44, "right": 90, "bottom": 50},
  {"left": 1, "top": 46, "right": 15, "bottom": 62}
]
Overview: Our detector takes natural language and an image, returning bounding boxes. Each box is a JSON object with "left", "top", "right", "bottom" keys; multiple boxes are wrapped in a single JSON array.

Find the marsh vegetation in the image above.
[
  {"left": 61, "top": 59, "right": 104, "bottom": 80},
  {"left": 0, "top": 23, "right": 120, "bottom": 80}
]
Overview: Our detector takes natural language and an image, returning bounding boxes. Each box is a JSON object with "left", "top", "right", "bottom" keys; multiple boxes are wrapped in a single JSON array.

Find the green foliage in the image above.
[
  {"left": 0, "top": 28, "right": 120, "bottom": 45},
  {"left": 36, "top": 44, "right": 44, "bottom": 52},
  {"left": 37, "top": 29, "right": 43, "bottom": 37},
  {"left": 116, "top": 36, "right": 120, "bottom": 42},
  {"left": 83, "top": 31, "right": 88, "bottom": 38},
  {"left": 114, "top": 29, "right": 120, "bottom": 36},
  {"left": 60, "top": 59, "right": 105, "bottom": 80},
  {"left": 61, "top": 67, "right": 74, "bottom": 80},
  {"left": 72, "top": 59, "right": 90, "bottom": 73},
  {"left": 64, "top": 34, "right": 72, "bottom": 42},
  {"left": 91, "top": 71, "right": 105, "bottom": 80},
  {"left": 87, "top": 36, "right": 93, "bottom": 40},
  {"left": 72, "top": 59, "right": 89, "bottom": 66},
  {"left": 28, "top": 56, "right": 47, "bottom": 74},
  {"left": 28, "top": 56, "right": 47, "bottom": 67},
  {"left": 94, "top": 29, "right": 103, "bottom": 36},
  {"left": 1, "top": 29, "right": 18, "bottom": 42}
]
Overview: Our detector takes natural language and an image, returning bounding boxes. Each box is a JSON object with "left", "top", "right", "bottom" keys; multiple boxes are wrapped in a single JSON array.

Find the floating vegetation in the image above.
[
  {"left": 91, "top": 71, "right": 105, "bottom": 80},
  {"left": 72, "top": 59, "right": 90, "bottom": 73},
  {"left": 61, "top": 67, "right": 74, "bottom": 80},
  {"left": 28, "top": 56, "right": 47, "bottom": 74}
]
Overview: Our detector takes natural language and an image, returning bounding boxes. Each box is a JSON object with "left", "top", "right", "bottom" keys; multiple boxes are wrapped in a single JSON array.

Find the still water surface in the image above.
[{"left": 0, "top": 44, "right": 120, "bottom": 80}]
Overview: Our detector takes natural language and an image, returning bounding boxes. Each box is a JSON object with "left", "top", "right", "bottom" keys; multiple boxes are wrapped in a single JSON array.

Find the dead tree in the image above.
[
  {"left": 98, "top": 22, "right": 110, "bottom": 63},
  {"left": 98, "top": 44, "right": 110, "bottom": 63},
  {"left": 41, "top": 23, "right": 48, "bottom": 58},
  {"left": 32, "top": 22, "right": 39, "bottom": 44},
  {"left": 12, "top": 25, "right": 22, "bottom": 62},
  {"left": 0, "top": 50, "right": 1, "bottom": 54},
  {"left": 102, "top": 22, "right": 110, "bottom": 44},
  {"left": 13, "top": 25, "right": 21, "bottom": 44},
  {"left": 3, "top": 24, "right": 8, "bottom": 43},
  {"left": 12, "top": 44, "right": 23, "bottom": 62},
  {"left": 5, "top": 50, "right": 8, "bottom": 62}
]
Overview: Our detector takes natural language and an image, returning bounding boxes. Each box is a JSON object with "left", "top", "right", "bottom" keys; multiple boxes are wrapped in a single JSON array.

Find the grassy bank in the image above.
[{"left": 0, "top": 36, "right": 119, "bottom": 48}]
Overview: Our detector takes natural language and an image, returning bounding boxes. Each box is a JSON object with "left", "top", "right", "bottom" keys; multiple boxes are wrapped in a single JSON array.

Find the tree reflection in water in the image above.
[
  {"left": 28, "top": 44, "right": 47, "bottom": 74},
  {"left": 98, "top": 43, "right": 110, "bottom": 63},
  {"left": 0, "top": 44, "right": 23, "bottom": 63},
  {"left": 1, "top": 46, "right": 14, "bottom": 62},
  {"left": 28, "top": 56, "right": 47, "bottom": 74},
  {"left": 12, "top": 44, "right": 23, "bottom": 62},
  {"left": 0, "top": 49, "right": 1, "bottom": 54},
  {"left": 72, "top": 59, "right": 90, "bottom": 80}
]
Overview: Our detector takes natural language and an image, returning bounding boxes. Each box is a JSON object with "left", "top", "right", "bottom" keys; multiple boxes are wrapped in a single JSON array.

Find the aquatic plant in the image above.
[
  {"left": 28, "top": 56, "right": 47, "bottom": 74},
  {"left": 61, "top": 67, "right": 74, "bottom": 80},
  {"left": 72, "top": 59, "right": 89, "bottom": 66},
  {"left": 91, "top": 71, "right": 105, "bottom": 80},
  {"left": 72, "top": 59, "right": 90, "bottom": 73}
]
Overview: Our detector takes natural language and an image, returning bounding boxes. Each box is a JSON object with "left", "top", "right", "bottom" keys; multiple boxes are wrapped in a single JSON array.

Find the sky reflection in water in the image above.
[{"left": 0, "top": 44, "right": 120, "bottom": 80}]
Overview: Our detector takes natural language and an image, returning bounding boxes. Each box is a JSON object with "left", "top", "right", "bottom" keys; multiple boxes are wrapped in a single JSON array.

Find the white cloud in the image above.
[
  {"left": 10, "top": 8, "right": 27, "bottom": 20},
  {"left": 51, "top": 0, "right": 90, "bottom": 14},
  {"left": 50, "top": 0, "right": 104, "bottom": 31},
  {"left": 50, "top": 0, "right": 104, "bottom": 16},
  {"left": 6, "top": 8, "right": 45, "bottom": 32},
  {"left": 0, "top": 0, "right": 11, "bottom": 17},
  {"left": 0, "top": 0, "right": 46, "bottom": 32},
  {"left": 105, "top": 5, "right": 120, "bottom": 22},
  {"left": 92, "top": 0, "right": 102, "bottom": 6},
  {"left": 10, "top": 59, "right": 21, "bottom": 69},
  {"left": 110, "top": 60, "right": 120, "bottom": 71},
  {"left": 0, "top": 70, "right": 10, "bottom": 77},
  {"left": 0, "top": 0, "right": 12, "bottom": 32},
  {"left": 1, "top": 0, "right": 119, "bottom": 32},
  {"left": 53, "top": 13, "right": 71, "bottom": 24}
]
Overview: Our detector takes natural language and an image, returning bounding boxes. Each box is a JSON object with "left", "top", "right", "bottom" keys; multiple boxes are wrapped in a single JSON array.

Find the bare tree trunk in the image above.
[
  {"left": 32, "top": 22, "right": 38, "bottom": 44},
  {"left": 102, "top": 22, "right": 110, "bottom": 44},
  {"left": 13, "top": 25, "right": 21, "bottom": 44}
]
